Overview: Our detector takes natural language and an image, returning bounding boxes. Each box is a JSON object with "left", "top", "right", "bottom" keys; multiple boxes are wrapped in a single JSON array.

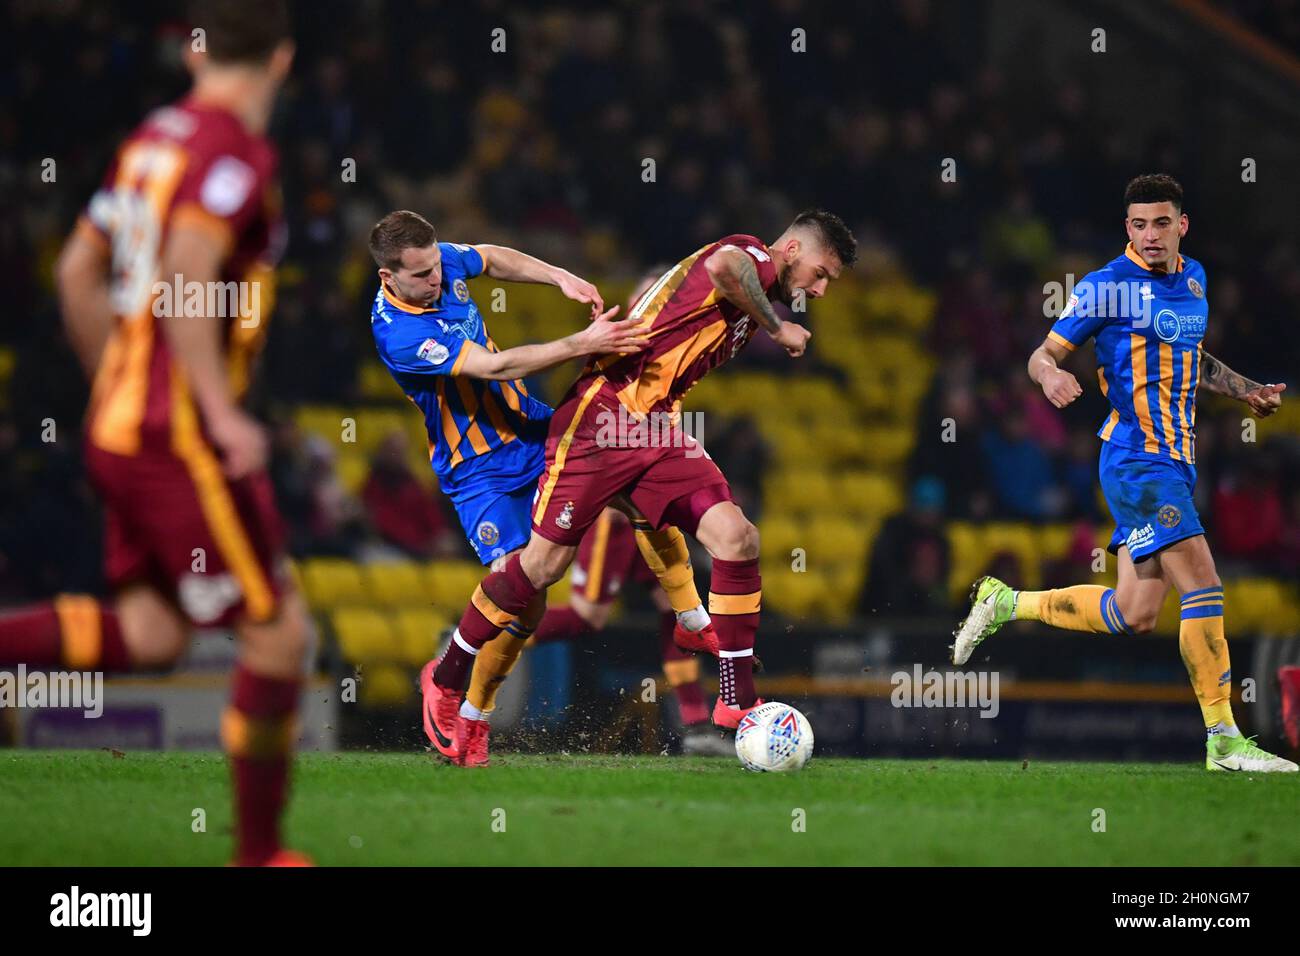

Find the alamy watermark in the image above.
[
  {"left": 0, "top": 666, "right": 104, "bottom": 718},
  {"left": 1043, "top": 274, "right": 1155, "bottom": 325},
  {"left": 594, "top": 405, "right": 705, "bottom": 458},
  {"left": 152, "top": 274, "right": 263, "bottom": 329},
  {"left": 890, "top": 664, "right": 999, "bottom": 719}
]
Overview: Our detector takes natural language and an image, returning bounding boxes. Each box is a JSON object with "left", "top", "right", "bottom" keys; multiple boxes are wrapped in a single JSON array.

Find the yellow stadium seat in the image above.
[
  {"left": 296, "top": 406, "right": 347, "bottom": 444},
  {"left": 365, "top": 561, "right": 429, "bottom": 606},
  {"left": 946, "top": 522, "right": 983, "bottom": 602},
  {"left": 808, "top": 514, "right": 872, "bottom": 559},
  {"left": 301, "top": 558, "right": 369, "bottom": 607},
  {"left": 359, "top": 663, "right": 412, "bottom": 708},
  {"left": 353, "top": 409, "right": 408, "bottom": 453},
  {"left": 765, "top": 427, "right": 824, "bottom": 467},
  {"left": 834, "top": 471, "right": 904, "bottom": 518},
  {"left": 759, "top": 514, "right": 803, "bottom": 561},
  {"left": 358, "top": 360, "right": 404, "bottom": 400},
  {"left": 981, "top": 523, "right": 1041, "bottom": 590},
  {"left": 333, "top": 608, "right": 400, "bottom": 662},
  {"left": 548, "top": 575, "right": 572, "bottom": 608},
  {"left": 763, "top": 568, "right": 830, "bottom": 619},
  {"left": 423, "top": 560, "right": 488, "bottom": 614},
  {"left": 1037, "top": 524, "right": 1075, "bottom": 563},
  {"left": 336, "top": 453, "right": 370, "bottom": 495},
  {"left": 763, "top": 468, "right": 834, "bottom": 509},
  {"left": 393, "top": 608, "right": 451, "bottom": 665}
]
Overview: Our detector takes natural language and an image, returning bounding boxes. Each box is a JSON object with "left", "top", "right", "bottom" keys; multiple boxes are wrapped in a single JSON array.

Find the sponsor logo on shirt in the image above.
[{"left": 418, "top": 338, "right": 450, "bottom": 366}]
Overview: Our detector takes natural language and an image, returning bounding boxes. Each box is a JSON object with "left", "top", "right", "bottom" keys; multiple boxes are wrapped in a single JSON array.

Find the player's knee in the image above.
[
  {"left": 715, "top": 515, "right": 760, "bottom": 561},
  {"left": 574, "top": 600, "right": 610, "bottom": 630},
  {"left": 521, "top": 543, "right": 571, "bottom": 588},
  {"left": 1117, "top": 599, "right": 1160, "bottom": 634},
  {"left": 120, "top": 603, "right": 187, "bottom": 672},
  {"left": 239, "top": 595, "right": 313, "bottom": 674}
]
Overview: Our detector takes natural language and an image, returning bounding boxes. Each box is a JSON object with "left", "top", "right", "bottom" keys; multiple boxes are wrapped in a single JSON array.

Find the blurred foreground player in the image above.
[
  {"left": 951, "top": 174, "right": 1295, "bottom": 772},
  {"left": 427, "top": 210, "right": 857, "bottom": 750},
  {"left": 0, "top": 1, "right": 318, "bottom": 862}
]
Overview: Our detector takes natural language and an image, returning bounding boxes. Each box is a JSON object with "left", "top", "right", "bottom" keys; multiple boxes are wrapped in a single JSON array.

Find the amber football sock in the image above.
[
  {"left": 632, "top": 521, "right": 702, "bottom": 614},
  {"left": 1177, "top": 587, "right": 1236, "bottom": 732},
  {"left": 1014, "top": 585, "right": 1129, "bottom": 634},
  {"left": 465, "top": 619, "right": 534, "bottom": 716}
]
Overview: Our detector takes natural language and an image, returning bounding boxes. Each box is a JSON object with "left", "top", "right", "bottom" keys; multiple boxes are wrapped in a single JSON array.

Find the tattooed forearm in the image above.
[
  {"left": 709, "top": 250, "right": 783, "bottom": 333},
  {"left": 1201, "top": 351, "right": 1263, "bottom": 400}
]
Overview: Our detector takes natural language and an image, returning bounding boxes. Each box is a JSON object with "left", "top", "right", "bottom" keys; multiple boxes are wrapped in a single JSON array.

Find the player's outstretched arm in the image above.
[
  {"left": 704, "top": 247, "right": 810, "bottom": 357},
  {"left": 55, "top": 223, "right": 114, "bottom": 379},
  {"left": 1028, "top": 336, "right": 1083, "bottom": 408},
  {"left": 1200, "top": 351, "right": 1286, "bottom": 417},
  {"left": 457, "top": 305, "right": 646, "bottom": 381},
  {"left": 475, "top": 244, "right": 604, "bottom": 317}
]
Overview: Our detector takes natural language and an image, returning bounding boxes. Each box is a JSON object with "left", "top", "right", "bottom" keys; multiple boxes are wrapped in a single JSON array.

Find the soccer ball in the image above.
[{"left": 734, "top": 701, "right": 814, "bottom": 772}]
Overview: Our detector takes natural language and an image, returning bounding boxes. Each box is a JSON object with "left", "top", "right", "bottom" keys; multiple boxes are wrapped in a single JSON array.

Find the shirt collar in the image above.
[
  {"left": 1124, "top": 241, "right": 1184, "bottom": 274},
  {"left": 381, "top": 283, "right": 440, "bottom": 314}
]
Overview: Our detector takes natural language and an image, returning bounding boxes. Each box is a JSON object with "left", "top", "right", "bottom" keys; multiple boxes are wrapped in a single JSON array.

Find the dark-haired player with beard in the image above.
[
  {"left": 424, "top": 210, "right": 858, "bottom": 749},
  {"left": 950, "top": 174, "right": 1295, "bottom": 773}
]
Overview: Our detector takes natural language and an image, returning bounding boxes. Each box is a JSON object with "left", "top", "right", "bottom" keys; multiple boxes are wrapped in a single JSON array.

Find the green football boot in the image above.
[
  {"left": 949, "top": 576, "right": 1016, "bottom": 666},
  {"left": 1205, "top": 734, "right": 1298, "bottom": 772}
]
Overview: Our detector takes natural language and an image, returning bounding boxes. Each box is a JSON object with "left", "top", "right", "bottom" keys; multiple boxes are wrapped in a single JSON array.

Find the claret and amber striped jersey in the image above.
[
  {"left": 81, "top": 96, "right": 283, "bottom": 457},
  {"left": 580, "top": 234, "right": 779, "bottom": 417},
  {"left": 1049, "top": 242, "right": 1208, "bottom": 463}
]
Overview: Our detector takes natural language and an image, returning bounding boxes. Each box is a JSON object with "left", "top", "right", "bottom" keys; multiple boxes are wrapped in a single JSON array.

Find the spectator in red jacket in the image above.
[{"left": 361, "top": 430, "right": 461, "bottom": 559}]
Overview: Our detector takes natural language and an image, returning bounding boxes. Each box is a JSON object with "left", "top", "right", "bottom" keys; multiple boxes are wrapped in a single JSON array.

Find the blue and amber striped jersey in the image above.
[
  {"left": 370, "top": 243, "right": 552, "bottom": 503},
  {"left": 1049, "top": 242, "right": 1208, "bottom": 463}
]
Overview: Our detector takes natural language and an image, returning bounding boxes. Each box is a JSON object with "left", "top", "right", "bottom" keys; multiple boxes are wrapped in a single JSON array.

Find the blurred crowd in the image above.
[{"left": 2, "top": 0, "right": 1299, "bottom": 615}]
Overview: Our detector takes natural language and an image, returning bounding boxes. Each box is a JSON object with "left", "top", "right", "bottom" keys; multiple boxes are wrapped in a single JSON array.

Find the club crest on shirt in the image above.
[
  {"left": 1157, "top": 505, "right": 1181, "bottom": 528},
  {"left": 453, "top": 278, "right": 470, "bottom": 302},
  {"left": 477, "top": 521, "right": 500, "bottom": 546},
  {"left": 1187, "top": 277, "right": 1204, "bottom": 299}
]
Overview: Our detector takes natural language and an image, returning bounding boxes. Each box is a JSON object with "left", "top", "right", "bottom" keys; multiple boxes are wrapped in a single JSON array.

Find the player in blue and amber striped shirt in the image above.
[
  {"left": 950, "top": 175, "right": 1294, "bottom": 772},
  {"left": 368, "top": 211, "right": 640, "bottom": 566}
]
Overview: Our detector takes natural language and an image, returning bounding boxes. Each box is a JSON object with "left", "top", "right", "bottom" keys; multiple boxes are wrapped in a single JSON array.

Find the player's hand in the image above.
[
  {"left": 556, "top": 272, "right": 604, "bottom": 319},
  {"left": 768, "top": 321, "right": 811, "bottom": 358},
  {"left": 1041, "top": 367, "right": 1083, "bottom": 408},
  {"left": 1245, "top": 382, "right": 1286, "bottom": 417},
  {"left": 207, "top": 406, "right": 268, "bottom": 480},
  {"left": 578, "top": 305, "right": 648, "bottom": 355}
]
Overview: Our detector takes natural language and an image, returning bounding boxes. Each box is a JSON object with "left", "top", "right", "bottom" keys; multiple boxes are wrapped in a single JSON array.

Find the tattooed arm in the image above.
[
  {"left": 1200, "top": 351, "right": 1287, "bottom": 417},
  {"left": 704, "top": 246, "right": 810, "bottom": 357}
]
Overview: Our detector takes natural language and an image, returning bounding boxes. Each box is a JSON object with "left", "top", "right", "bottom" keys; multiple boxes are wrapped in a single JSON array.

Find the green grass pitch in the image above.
[{"left": 1, "top": 750, "right": 1296, "bottom": 866}]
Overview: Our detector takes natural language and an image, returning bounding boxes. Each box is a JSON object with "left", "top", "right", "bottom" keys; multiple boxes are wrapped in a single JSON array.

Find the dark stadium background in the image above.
[{"left": 2, "top": 0, "right": 1299, "bottom": 761}]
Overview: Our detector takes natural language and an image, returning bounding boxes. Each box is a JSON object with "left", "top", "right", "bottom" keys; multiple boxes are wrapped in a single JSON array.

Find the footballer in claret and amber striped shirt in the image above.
[{"left": 0, "top": 0, "right": 330, "bottom": 862}]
